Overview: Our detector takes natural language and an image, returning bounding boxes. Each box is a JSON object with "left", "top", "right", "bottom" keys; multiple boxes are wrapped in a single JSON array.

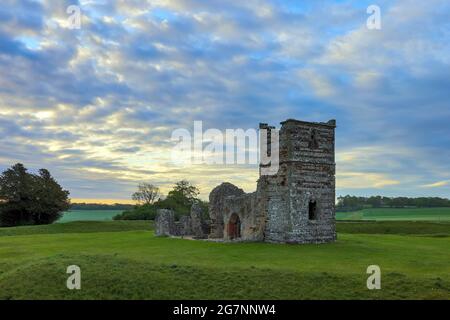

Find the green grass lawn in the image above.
[
  {"left": 336, "top": 207, "right": 450, "bottom": 221},
  {"left": 0, "top": 221, "right": 152, "bottom": 237},
  {"left": 0, "top": 221, "right": 449, "bottom": 300},
  {"left": 57, "top": 210, "right": 123, "bottom": 223},
  {"left": 336, "top": 220, "right": 450, "bottom": 236}
]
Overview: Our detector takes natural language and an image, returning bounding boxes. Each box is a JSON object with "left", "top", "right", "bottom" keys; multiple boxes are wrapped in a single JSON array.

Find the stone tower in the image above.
[
  {"left": 160, "top": 118, "right": 337, "bottom": 244},
  {"left": 260, "top": 119, "right": 337, "bottom": 243}
]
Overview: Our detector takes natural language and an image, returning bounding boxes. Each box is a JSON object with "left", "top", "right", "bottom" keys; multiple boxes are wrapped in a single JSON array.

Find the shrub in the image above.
[{"left": 113, "top": 204, "right": 157, "bottom": 220}]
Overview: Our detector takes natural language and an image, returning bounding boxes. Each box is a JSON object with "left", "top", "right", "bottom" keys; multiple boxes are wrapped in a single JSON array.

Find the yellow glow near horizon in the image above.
[
  {"left": 71, "top": 198, "right": 137, "bottom": 205},
  {"left": 422, "top": 180, "right": 449, "bottom": 188}
]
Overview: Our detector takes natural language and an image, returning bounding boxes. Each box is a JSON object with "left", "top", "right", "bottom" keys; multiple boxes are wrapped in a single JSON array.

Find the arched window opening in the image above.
[{"left": 308, "top": 200, "right": 317, "bottom": 220}]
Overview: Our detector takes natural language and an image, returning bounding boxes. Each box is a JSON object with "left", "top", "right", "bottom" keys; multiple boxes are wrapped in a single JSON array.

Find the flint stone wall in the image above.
[
  {"left": 177, "top": 215, "right": 192, "bottom": 236},
  {"left": 156, "top": 118, "right": 336, "bottom": 244},
  {"left": 208, "top": 183, "right": 245, "bottom": 239},
  {"left": 263, "top": 119, "right": 336, "bottom": 243},
  {"left": 155, "top": 204, "right": 209, "bottom": 238},
  {"left": 221, "top": 187, "right": 267, "bottom": 241},
  {"left": 211, "top": 118, "right": 336, "bottom": 244},
  {"left": 191, "top": 203, "right": 209, "bottom": 238},
  {"left": 155, "top": 209, "right": 176, "bottom": 236}
]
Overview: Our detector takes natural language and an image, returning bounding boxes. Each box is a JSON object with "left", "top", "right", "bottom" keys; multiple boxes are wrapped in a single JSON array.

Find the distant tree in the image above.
[
  {"left": 167, "top": 180, "right": 200, "bottom": 206},
  {"left": 0, "top": 164, "right": 70, "bottom": 226},
  {"left": 367, "top": 196, "right": 382, "bottom": 208},
  {"left": 132, "top": 183, "right": 160, "bottom": 205},
  {"left": 114, "top": 180, "right": 202, "bottom": 220},
  {"left": 117, "top": 180, "right": 202, "bottom": 220},
  {"left": 155, "top": 180, "right": 201, "bottom": 217},
  {"left": 336, "top": 194, "right": 450, "bottom": 212}
]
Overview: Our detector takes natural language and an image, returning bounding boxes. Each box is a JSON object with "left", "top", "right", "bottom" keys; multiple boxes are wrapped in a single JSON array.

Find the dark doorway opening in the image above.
[
  {"left": 308, "top": 200, "right": 317, "bottom": 220},
  {"left": 228, "top": 213, "right": 241, "bottom": 240}
]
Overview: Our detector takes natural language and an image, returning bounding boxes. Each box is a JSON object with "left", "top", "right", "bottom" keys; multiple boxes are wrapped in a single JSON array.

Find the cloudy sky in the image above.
[{"left": 0, "top": 0, "right": 449, "bottom": 202}]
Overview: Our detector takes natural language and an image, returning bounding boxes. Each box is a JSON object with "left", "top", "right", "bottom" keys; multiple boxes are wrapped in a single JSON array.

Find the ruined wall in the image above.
[
  {"left": 259, "top": 164, "right": 291, "bottom": 242},
  {"left": 177, "top": 215, "right": 192, "bottom": 236},
  {"left": 222, "top": 191, "right": 265, "bottom": 241},
  {"left": 207, "top": 119, "right": 336, "bottom": 244},
  {"left": 263, "top": 119, "right": 336, "bottom": 244},
  {"left": 155, "top": 209, "right": 176, "bottom": 236},
  {"left": 191, "top": 202, "right": 209, "bottom": 239},
  {"left": 158, "top": 118, "right": 336, "bottom": 244},
  {"left": 208, "top": 183, "right": 245, "bottom": 239},
  {"left": 155, "top": 204, "right": 209, "bottom": 238}
]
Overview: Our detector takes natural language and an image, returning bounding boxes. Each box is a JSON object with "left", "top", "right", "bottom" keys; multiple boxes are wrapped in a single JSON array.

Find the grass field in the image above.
[
  {"left": 56, "top": 207, "right": 450, "bottom": 224},
  {"left": 0, "top": 220, "right": 449, "bottom": 300},
  {"left": 57, "top": 210, "right": 123, "bottom": 223},
  {"left": 336, "top": 207, "right": 450, "bottom": 221}
]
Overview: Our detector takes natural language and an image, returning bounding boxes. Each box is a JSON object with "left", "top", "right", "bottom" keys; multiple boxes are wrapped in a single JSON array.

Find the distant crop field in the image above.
[
  {"left": 57, "top": 210, "right": 123, "bottom": 223},
  {"left": 336, "top": 207, "right": 450, "bottom": 221}
]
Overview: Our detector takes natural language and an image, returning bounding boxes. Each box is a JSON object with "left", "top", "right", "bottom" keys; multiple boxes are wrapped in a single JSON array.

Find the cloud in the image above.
[
  {"left": 0, "top": 0, "right": 449, "bottom": 200},
  {"left": 338, "top": 171, "right": 400, "bottom": 189},
  {"left": 421, "top": 181, "right": 449, "bottom": 188}
]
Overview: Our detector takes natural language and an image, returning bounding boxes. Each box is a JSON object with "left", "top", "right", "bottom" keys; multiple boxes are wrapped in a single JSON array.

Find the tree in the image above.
[
  {"left": 367, "top": 196, "right": 382, "bottom": 208},
  {"left": 30, "top": 169, "right": 70, "bottom": 224},
  {"left": 117, "top": 180, "right": 203, "bottom": 221},
  {"left": 132, "top": 183, "right": 160, "bottom": 205},
  {"left": 0, "top": 163, "right": 34, "bottom": 226},
  {"left": 158, "top": 180, "right": 201, "bottom": 217},
  {"left": 0, "top": 164, "right": 70, "bottom": 227},
  {"left": 167, "top": 180, "right": 200, "bottom": 205}
]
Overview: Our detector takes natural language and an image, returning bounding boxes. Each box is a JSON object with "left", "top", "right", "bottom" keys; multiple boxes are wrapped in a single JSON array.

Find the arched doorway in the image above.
[{"left": 227, "top": 213, "right": 241, "bottom": 240}]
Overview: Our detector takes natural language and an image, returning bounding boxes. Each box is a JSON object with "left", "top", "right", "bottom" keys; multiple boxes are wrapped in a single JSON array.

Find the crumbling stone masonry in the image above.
[
  {"left": 155, "top": 118, "right": 336, "bottom": 244},
  {"left": 155, "top": 209, "right": 176, "bottom": 236},
  {"left": 190, "top": 202, "right": 210, "bottom": 238},
  {"left": 208, "top": 119, "right": 337, "bottom": 244},
  {"left": 155, "top": 204, "right": 209, "bottom": 239},
  {"left": 208, "top": 183, "right": 245, "bottom": 239}
]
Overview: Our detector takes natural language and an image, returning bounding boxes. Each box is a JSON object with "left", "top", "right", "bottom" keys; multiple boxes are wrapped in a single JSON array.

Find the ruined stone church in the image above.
[{"left": 156, "top": 118, "right": 337, "bottom": 244}]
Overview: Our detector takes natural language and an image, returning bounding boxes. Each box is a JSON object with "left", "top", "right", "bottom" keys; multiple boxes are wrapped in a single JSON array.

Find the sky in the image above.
[{"left": 0, "top": 0, "right": 449, "bottom": 203}]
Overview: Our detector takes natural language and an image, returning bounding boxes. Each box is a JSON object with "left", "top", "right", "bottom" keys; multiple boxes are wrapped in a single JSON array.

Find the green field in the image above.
[
  {"left": 336, "top": 207, "right": 450, "bottom": 221},
  {"left": 57, "top": 210, "right": 123, "bottom": 223},
  {"left": 56, "top": 208, "right": 450, "bottom": 224},
  {"left": 0, "top": 220, "right": 449, "bottom": 300}
]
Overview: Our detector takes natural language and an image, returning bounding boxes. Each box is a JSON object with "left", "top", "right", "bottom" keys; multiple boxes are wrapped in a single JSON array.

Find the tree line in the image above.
[{"left": 337, "top": 195, "right": 450, "bottom": 212}]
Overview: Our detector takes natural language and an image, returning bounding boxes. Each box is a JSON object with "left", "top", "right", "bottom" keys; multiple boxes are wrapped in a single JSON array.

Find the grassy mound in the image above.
[
  {"left": 0, "top": 221, "right": 449, "bottom": 299},
  {"left": 0, "top": 254, "right": 448, "bottom": 300}
]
